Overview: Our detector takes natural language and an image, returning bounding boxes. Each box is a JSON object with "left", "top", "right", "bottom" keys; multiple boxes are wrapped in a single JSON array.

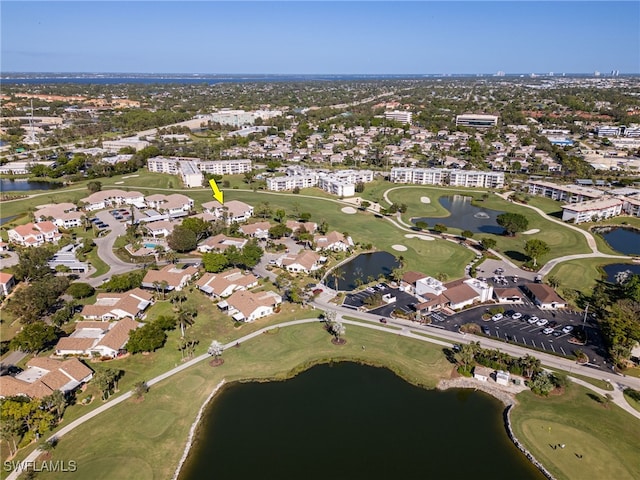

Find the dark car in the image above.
[
  {"left": 481, "top": 326, "right": 490, "bottom": 335},
  {"left": 505, "top": 310, "right": 516, "bottom": 317},
  {"left": 379, "top": 318, "right": 387, "bottom": 324}
]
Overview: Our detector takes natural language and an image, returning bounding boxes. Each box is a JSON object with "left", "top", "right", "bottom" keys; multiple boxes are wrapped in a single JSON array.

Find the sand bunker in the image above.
[
  {"left": 114, "top": 181, "right": 124, "bottom": 184},
  {"left": 341, "top": 207, "right": 357, "bottom": 214},
  {"left": 523, "top": 229, "right": 540, "bottom": 235},
  {"left": 392, "top": 244, "right": 408, "bottom": 251},
  {"left": 405, "top": 234, "right": 435, "bottom": 241},
  {"left": 420, "top": 196, "right": 431, "bottom": 204}
]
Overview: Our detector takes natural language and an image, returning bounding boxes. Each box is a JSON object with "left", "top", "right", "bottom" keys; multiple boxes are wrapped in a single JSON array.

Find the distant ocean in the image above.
[{"left": 2, "top": 73, "right": 629, "bottom": 85}]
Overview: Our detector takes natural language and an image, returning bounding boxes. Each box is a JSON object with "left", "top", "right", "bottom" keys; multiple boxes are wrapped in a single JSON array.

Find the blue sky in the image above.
[{"left": 1, "top": 1, "right": 638, "bottom": 74}]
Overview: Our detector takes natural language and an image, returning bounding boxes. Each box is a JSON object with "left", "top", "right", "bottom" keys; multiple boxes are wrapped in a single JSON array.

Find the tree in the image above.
[
  {"left": 208, "top": 340, "right": 224, "bottom": 359},
  {"left": 528, "top": 371, "right": 555, "bottom": 396},
  {"left": 496, "top": 212, "right": 529, "bottom": 236},
  {"left": 133, "top": 381, "right": 149, "bottom": 399},
  {"left": 299, "top": 212, "right": 312, "bottom": 222},
  {"left": 86, "top": 181, "right": 102, "bottom": 193},
  {"left": 42, "top": 390, "right": 67, "bottom": 421},
  {"left": 10, "top": 323, "right": 58, "bottom": 353},
  {"left": 102, "top": 270, "right": 144, "bottom": 292},
  {"left": 13, "top": 245, "right": 56, "bottom": 282},
  {"left": 181, "top": 217, "right": 211, "bottom": 242},
  {"left": 434, "top": 223, "right": 448, "bottom": 233},
  {"left": 176, "top": 305, "right": 197, "bottom": 338},
  {"left": 126, "top": 323, "right": 167, "bottom": 353},
  {"left": 167, "top": 225, "right": 197, "bottom": 252},
  {"left": 455, "top": 343, "right": 476, "bottom": 368},
  {"left": 274, "top": 209, "right": 286, "bottom": 223},
  {"left": 318, "top": 220, "right": 329, "bottom": 235},
  {"left": 481, "top": 237, "right": 497, "bottom": 250},
  {"left": 461, "top": 230, "right": 474, "bottom": 239},
  {"left": 202, "top": 252, "right": 229, "bottom": 273},
  {"left": 94, "top": 368, "right": 121, "bottom": 400},
  {"left": 66, "top": 282, "right": 95, "bottom": 299},
  {"left": 360, "top": 201, "right": 371, "bottom": 210},
  {"left": 415, "top": 221, "right": 428, "bottom": 230},
  {"left": 520, "top": 354, "right": 541, "bottom": 378},
  {"left": 330, "top": 321, "right": 346, "bottom": 341},
  {"left": 255, "top": 202, "right": 272, "bottom": 219},
  {"left": 154, "top": 314, "right": 177, "bottom": 331},
  {"left": 241, "top": 240, "right": 264, "bottom": 268},
  {"left": 269, "top": 223, "right": 292, "bottom": 239},
  {"left": 547, "top": 276, "right": 561, "bottom": 288},
  {"left": 524, "top": 239, "right": 550, "bottom": 267}
]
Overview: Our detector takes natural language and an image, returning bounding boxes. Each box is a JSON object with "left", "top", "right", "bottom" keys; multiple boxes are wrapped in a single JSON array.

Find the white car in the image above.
[
  {"left": 491, "top": 313, "right": 504, "bottom": 322},
  {"left": 511, "top": 312, "right": 522, "bottom": 320},
  {"left": 528, "top": 315, "right": 539, "bottom": 324},
  {"left": 542, "top": 327, "right": 554, "bottom": 335},
  {"left": 562, "top": 325, "right": 574, "bottom": 334},
  {"left": 536, "top": 319, "right": 549, "bottom": 327}
]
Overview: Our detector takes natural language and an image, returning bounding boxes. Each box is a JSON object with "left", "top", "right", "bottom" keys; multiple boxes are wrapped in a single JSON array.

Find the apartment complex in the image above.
[
  {"left": 201, "top": 109, "right": 283, "bottom": 127},
  {"left": 527, "top": 181, "right": 605, "bottom": 203},
  {"left": 384, "top": 110, "right": 412, "bottom": 124},
  {"left": 147, "top": 157, "right": 252, "bottom": 188},
  {"left": 455, "top": 114, "right": 499, "bottom": 128},
  {"left": 561, "top": 197, "right": 624, "bottom": 224},
  {"left": 390, "top": 167, "right": 504, "bottom": 188},
  {"left": 267, "top": 168, "right": 374, "bottom": 197},
  {"left": 596, "top": 125, "right": 640, "bottom": 138}
]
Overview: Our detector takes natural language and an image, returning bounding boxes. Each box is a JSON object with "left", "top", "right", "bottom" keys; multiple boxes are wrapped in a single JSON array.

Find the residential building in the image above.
[
  {"left": 523, "top": 283, "right": 566, "bottom": 310},
  {"left": 147, "top": 157, "right": 252, "bottom": 185},
  {"left": 622, "top": 195, "right": 640, "bottom": 218},
  {"left": 220, "top": 289, "right": 282, "bottom": 322},
  {"left": 239, "top": 221, "right": 272, "bottom": 239},
  {"left": 8, "top": 221, "right": 61, "bottom": 247},
  {"left": 141, "top": 264, "right": 198, "bottom": 292},
  {"left": 144, "top": 194, "right": 193, "bottom": 216},
  {"left": 449, "top": 170, "right": 504, "bottom": 188},
  {"left": 81, "top": 189, "right": 145, "bottom": 211},
  {"left": 493, "top": 287, "right": 524, "bottom": 304},
  {"left": 527, "top": 181, "right": 604, "bottom": 203},
  {"left": 196, "top": 269, "right": 258, "bottom": 298},
  {"left": 80, "top": 288, "right": 153, "bottom": 321},
  {"left": 0, "top": 272, "right": 16, "bottom": 296},
  {"left": 285, "top": 221, "right": 317, "bottom": 234},
  {"left": 455, "top": 114, "right": 499, "bottom": 128},
  {"left": 198, "top": 234, "right": 248, "bottom": 253},
  {"left": 384, "top": 110, "right": 413, "bottom": 124},
  {"left": 201, "top": 200, "right": 253, "bottom": 225},
  {"left": 266, "top": 168, "right": 374, "bottom": 197},
  {"left": 561, "top": 197, "right": 624, "bottom": 223},
  {"left": 54, "top": 318, "right": 141, "bottom": 358},
  {"left": 313, "top": 231, "right": 354, "bottom": 252},
  {"left": 596, "top": 125, "right": 621, "bottom": 137},
  {"left": 278, "top": 250, "right": 323, "bottom": 274},
  {"left": 102, "top": 137, "right": 150, "bottom": 152},
  {"left": 0, "top": 357, "right": 93, "bottom": 399},
  {"left": 48, "top": 243, "right": 90, "bottom": 273},
  {"left": 414, "top": 277, "right": 493, "bottom": 312},
  {"left": 34, "top": 203, "right": 83, "bottom": 229},
  {"left": 178, "top": 160, "right": 204, "bottom": 188},
  {"left": 142, "top": 220, "right": 176, "bottom": 238},
  {"left": 390, "top": 167, "right": 504, "bottom": 188}
]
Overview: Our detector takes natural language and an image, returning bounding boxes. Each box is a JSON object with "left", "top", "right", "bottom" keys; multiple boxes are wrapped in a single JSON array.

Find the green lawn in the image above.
[
  {"left": 546, "top": 258, "right": 637, "bottom": 294},
  {"left": 386, "top": 187, "right": 591, "bottom": 266},
  {"left": 511, "top": 384, "right": 640, "bottom": 480},
  {"left": 31, "top": 323, "right": 452, "bottom": 480}
]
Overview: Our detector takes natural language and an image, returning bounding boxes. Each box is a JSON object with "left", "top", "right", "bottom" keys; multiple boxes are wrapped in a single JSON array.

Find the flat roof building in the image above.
[{"left": 456, "top": 114, "right": 498, "bottom": 128}]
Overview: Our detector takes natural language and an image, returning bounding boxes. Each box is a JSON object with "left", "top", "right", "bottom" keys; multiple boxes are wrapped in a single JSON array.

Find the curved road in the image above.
[{"left": 8, "top": 312, "right": 640, "bottom": 478}]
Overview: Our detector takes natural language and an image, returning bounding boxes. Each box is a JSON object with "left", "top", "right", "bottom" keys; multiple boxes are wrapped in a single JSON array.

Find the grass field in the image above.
[
  {"left": 546, "top": 257, "right": 637, "bottom": 294},
  {"left": 385, "top": 187, "right": 591, "bottom": 266},
  {"left": 511, "top": 384, "right": 640, "bottom": 480},
  {"left": 30, "top": 322, "right": 452, "bottom": 480}
]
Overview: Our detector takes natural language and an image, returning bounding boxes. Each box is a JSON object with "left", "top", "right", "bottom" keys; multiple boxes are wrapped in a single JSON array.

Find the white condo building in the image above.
[
  {"left": 455, "top": 114, "right": 499, "bottom": 128},
  {"left": 384, "top": 110, "right": 413, "bottom": 124},
  {"left": 203, "top": 109, "right": 283, "bottom": 127},
  {"left": 266, "top": 169, "right": 374, "bottom": 197},
  {"left": 561, "top": 197, "right": 624, "bottom": 224},
  {"left": 147, "top": 157, "right": 252, "bottom": 188},
  {"left": 390, "top": 167, "right": 504, "bottom": 188},
  {"left": 527, "top": 181, "right": 604, "bottom": 203}
]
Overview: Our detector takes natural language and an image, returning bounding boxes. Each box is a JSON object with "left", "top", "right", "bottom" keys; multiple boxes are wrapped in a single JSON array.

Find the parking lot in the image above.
[
  {"left": 438, "top": 306, "right": 608, "bottom": 366},
  {"left": 342, "top": 284, "right": 418, "bottom": 318}
]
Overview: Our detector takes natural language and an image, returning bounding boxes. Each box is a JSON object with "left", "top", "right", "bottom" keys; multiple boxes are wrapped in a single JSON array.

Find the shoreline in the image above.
[{"left": 172, "top": 379, "right": 226, "bottom": 480}]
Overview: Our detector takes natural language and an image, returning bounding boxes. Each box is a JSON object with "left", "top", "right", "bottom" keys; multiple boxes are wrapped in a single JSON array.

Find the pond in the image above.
[
  {"left": 602, "top": 263, "right": 640, "bottom": 284},
  {"left": 598, "top": 227, "right": 640, "bottom": 255},
  {"left": 0, "top": 178, "right": 63, "bottom": 192},
  {"left": 412, "top": 195, "right": 505, "bottom": 234},
  {"left": 325, "top": 251, "right": 400, "bottom": 291},
  {"left": 179, "top": 362, "right": 545, "bottom": 480}
]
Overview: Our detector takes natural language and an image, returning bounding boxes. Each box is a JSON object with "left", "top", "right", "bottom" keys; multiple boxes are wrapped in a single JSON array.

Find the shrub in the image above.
[{"left": 66, "top": 282, "right": 95, "bottom": 299}]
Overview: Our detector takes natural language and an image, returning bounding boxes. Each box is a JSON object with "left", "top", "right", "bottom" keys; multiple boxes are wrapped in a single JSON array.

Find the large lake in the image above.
[
  {"left": 179, "top": 363, "right": 544, "bottom": 480},
  {"left": 412, "top": 195, "right": 505, "bottom": 234},
  {"left": 600, "top": 228, "right": 640, "bottom": 255}
]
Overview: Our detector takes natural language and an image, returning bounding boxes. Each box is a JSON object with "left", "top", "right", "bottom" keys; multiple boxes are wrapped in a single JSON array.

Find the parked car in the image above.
[
  {"left": 562, "top": 325, "right": 574, "bottom": 334},
  {"left": 491, "top": 313, "right": 504, "bottom": 322},
  {"left": 528, "top": 315, "right": 539, "bottom": 324},
  {"left": 379, "top": 318, "right": 387, "bottom": 324},
  {"left": 505, "top": 310, "right": 516, "bottom": 317},
  {"left": 481, "top": 326, "right": 490, "bottom": 334},
  {"left": 542, "top": 327, "right": 554, "bottom": 335},
  {"left": 512, "top": 312, "right": 522, "bottom": 320},
  {"left": 312, "top": 288, "right": 323, "bottom": 295},
  {"left": 536, "top": 319, "right": 549, "bottom": 327},
  {"left": 548, "top": 320, "right": 558, "bottom": 328}
]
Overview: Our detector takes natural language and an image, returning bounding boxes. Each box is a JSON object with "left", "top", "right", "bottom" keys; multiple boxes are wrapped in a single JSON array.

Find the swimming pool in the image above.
[{"left": 144, "top": 243, "right": 158, "bottom": 248}]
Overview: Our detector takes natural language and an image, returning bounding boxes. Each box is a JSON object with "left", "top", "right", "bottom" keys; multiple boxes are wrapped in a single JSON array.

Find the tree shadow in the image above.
[
  {"left": 504, "top": 250, "right": 528, "bottom": 262},
  {"left": 442, "top": 347, "right": 457, "bottom": 365},
  {"left": 586, "top": 393, "right": 603, "bottom": 404},
  {"left": 548, "top": 211, "right": 563, "bottom": 219}
]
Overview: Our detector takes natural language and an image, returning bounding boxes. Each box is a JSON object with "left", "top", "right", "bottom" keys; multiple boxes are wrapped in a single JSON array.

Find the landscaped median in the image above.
[{"left": 14, "top": 322, "right": 640, "bottom": 480}]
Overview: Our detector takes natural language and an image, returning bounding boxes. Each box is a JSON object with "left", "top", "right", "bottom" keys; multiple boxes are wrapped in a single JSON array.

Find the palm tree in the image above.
[
  {"left": 208, "top": 340, "right": 224, "bottom": 359},
  {"left": 152, "top": 281, "right": 161, "bottom": 299},
  {"left": 169, "top": 291, "right": 187, "bottom": 311},
  {"left": 164, "top": 250, "right": 177, "bottom": 264},
  {"left": 521, "top": 354, "right": 541, "bottom": 378},
  {"left": 176, "top": 305, "right": 196, "bottom": 338},
  {"left": 159, "top": 280, "right": 169, "bottom": 300}
]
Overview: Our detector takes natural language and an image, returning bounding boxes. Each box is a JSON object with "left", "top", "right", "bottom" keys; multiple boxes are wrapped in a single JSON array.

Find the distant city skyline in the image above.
[{"left": 1, "top": 1, "right": 638, "bottom": 75}]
